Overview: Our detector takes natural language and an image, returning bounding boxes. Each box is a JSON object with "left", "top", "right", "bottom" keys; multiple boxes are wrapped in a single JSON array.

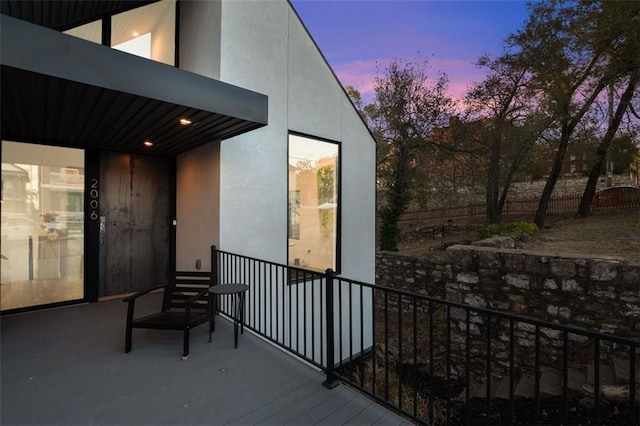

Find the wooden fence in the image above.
[{"left": 398, "top": 186, "right": 640, "bottom": 223}]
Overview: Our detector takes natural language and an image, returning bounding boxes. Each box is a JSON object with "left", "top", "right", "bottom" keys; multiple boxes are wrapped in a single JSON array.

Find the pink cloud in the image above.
[
  {"left": 332, "top": 57, "right": 489, "bottom": 105},
  {"left": 332, "top": 59, "right": 384, "bottom": 102}
]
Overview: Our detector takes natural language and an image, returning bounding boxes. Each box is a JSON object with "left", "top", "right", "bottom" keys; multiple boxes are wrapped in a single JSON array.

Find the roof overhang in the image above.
[{"left": 0, "top": 14, "right": 268, "bottom": 157}]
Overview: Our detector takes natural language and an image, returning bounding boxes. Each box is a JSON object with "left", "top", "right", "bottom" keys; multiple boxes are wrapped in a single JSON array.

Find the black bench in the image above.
[{"left": 123, "top": 271, "right": 212, "bottom": 358}]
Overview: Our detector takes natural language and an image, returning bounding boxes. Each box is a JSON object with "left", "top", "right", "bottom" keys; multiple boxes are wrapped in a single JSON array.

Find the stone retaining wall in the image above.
[
  {"left": 375, "top": 247, "right": 640, "bottom": 393},
  {"left": 376, "top": 247, "right": 640, "bottom": 338}
]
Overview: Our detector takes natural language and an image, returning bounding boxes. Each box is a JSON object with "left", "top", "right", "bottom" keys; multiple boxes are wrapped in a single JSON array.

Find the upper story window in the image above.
[
  {"left": 288, "top": 133, "right": 340, "bottom": 273},
  {"left": 63, "top": 0, "right": 176, "bottom": 66},
  {"left": 112, "top": 0, "right": 175, "bottom": 65}
]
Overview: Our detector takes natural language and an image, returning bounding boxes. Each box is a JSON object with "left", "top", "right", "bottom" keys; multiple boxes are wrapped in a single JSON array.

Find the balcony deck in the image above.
[{"left": 1, "top": 293, "right": 411, "bottom": 425}]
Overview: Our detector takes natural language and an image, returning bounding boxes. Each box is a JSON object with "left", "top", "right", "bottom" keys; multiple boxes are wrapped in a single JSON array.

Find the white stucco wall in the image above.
[
  {"left": 175, "top": 0, "right": 223, "bottom": 272},
  {"left": 215, "top": 0, "right": 376, "bottom": 283},
  {"left": 338, "top": 96, "right": 377, "bottom": 282},
  {"left": 174, "top": 0, "right": 376, "bottom": 365},
  {"left": 176, "top": 0, "right": 375, "bottom": 283},
  {"left": 176, "top": 142, "right": 220, "bottom": 271},
  {"left": 217, "top": 0, "right": 289, "bottom": 263},
  {"left": 178, "top": 0, "right": 221, "bottom": 79}
]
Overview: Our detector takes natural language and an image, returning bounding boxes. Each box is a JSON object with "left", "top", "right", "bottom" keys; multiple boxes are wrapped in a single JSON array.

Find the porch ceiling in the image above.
[{"left": 0, "top": 15, "right": 268, "bottom": 158}]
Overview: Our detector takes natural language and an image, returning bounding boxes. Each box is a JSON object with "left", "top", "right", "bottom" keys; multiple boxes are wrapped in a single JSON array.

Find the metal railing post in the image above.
[
  {"left": 323, "top": 268, "right": 339, "bottom": 389},
  {"left": 210, "top": 245, "right": 219, "bottom": 328},
  {"left": 210, "top": 245, "right": 219, "bottom": 287}
]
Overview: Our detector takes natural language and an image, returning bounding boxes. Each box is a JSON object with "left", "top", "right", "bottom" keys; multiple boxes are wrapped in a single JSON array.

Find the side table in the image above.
[{"left": 208, "top": 284, "right": 249, "bottom": 348}]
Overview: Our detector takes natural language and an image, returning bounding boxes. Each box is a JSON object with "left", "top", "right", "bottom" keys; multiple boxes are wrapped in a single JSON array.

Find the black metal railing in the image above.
[
  {"left": 211, "top": 246, "right": 329, "bottom": 371},
  {"left": 211, "top": 246, "right": 639, "bottom": 425}
]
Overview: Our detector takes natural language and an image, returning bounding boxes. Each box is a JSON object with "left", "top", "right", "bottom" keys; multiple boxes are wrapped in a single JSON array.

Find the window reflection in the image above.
[
  {"left": 1, "top": 141, "right": 85, "bottom": 311},
  {"left": 288, "top": 134, "right": 339, "bottom": 273}
]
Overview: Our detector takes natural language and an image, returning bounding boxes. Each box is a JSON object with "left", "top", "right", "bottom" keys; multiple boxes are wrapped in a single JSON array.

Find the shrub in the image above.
[{"left": 474, "top": 221, "right": 539, "bottom": 240}]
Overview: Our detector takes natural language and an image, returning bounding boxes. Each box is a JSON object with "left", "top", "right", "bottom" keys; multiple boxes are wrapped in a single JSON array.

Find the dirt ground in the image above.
[{"left": 398, "top": 207, "right": 640, "bottom": 263}]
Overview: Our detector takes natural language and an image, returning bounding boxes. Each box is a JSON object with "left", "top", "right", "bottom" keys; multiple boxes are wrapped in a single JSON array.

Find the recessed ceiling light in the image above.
[
  {"left": 143, "top": 140, "right": 153, "bottom": 147},
  {"left": 179, "top": 118, "right": 193, "bottom": 126},
  {"left": 133, "top": 31, "right": 139, "bottom": 37}
]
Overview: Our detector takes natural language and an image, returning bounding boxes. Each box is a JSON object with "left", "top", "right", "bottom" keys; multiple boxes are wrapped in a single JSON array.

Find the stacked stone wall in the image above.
[
  {"left": 376, "top": 247, "right": 640, "bottom": 337},
  {"left": 375, "top": 248, "right": 640, "bottom": 392}
]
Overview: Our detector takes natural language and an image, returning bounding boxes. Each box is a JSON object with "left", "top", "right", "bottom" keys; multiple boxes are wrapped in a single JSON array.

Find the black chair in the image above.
[{"left": 123, "top": 271, "right": 211, "bottom": 358}]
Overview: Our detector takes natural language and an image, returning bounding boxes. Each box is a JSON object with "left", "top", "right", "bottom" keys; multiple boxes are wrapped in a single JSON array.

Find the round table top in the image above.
[{"left": 208, "top": 283, "right": 249, "bottom": 295}]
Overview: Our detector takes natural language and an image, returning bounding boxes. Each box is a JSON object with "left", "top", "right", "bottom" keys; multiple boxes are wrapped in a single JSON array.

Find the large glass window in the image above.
[
  {"left": 288, "top": 134, "right": 340, "bottom": 273},
  {"left": 62, "top": 0, "right": 176, "bottom": 65},
  {"left": 1, "top": 141, "right": 85, "bottom": 311},
  {"left": 111, "top": 0, "right": 176, "bottom": 65}
]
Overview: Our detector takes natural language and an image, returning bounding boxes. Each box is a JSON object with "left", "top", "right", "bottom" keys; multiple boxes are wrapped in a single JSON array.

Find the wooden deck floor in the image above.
[{"left": 1, "top": 294, "right": 411, "bottom": 425}]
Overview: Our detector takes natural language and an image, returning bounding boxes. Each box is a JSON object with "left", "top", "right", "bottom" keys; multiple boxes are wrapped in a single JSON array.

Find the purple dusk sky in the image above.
[{"left": 290, "top": 0, "right": 530, "bottom": 103}]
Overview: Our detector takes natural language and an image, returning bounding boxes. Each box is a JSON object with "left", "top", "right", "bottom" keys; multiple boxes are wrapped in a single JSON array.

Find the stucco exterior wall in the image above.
[
  {"left": 176, "top": 142, "right": 220, "bottom": 271},
  {"left": 178, "top": 0, "right": 221, "bottom": 79},
  {"left": 217, "top": 0, "right": 289, "bottom": 262},
  {"left": 213, "top": 0, "right": 377, "bottom": 283},
  {"left": 175, "top": 0, "right": 375, "bottom": 283},
  {"left": 339, "top": 95, "right": 377, "bottom": 282}
]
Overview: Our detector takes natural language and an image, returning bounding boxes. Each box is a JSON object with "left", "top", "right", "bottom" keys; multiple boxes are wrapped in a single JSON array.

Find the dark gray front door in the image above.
[{"left": 99, "top": 152, "right": 170, "bottom": 296}]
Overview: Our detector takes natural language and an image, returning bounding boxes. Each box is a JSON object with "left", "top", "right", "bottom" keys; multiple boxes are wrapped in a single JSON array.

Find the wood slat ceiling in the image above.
[{"left": 1, "top": 66, "right": 264, "bottom": 157}]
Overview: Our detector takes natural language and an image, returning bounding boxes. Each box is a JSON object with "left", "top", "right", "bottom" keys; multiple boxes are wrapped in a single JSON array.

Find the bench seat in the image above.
[{"left": 123, "top": 271, "right": 212, "bottom": 358}]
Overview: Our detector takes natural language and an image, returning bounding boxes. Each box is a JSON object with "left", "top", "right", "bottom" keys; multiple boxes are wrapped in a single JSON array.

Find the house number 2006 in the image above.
[{"left": 90, "top": 178, "right": 99, "bottom": 220}]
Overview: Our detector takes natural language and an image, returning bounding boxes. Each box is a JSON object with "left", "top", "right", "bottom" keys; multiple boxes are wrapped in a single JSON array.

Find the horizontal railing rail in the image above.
[{"left": 211, "top": 246, "right": 640, "bottom": 425}]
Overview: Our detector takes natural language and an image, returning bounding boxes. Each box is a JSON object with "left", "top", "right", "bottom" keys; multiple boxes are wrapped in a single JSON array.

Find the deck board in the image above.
[{"left": 1, "top": 294, "right": 412, "bottom": 425}]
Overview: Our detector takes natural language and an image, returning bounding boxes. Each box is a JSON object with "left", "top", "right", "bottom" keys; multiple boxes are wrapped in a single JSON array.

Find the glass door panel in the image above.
[{"left": 1, "top": 141, "right": 85, "bottom": 311}]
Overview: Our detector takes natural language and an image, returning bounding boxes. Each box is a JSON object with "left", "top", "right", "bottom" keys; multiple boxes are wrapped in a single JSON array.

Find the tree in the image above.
[
  {"left": 609, "top": 134, "right": 640, "bottom": 174},
  {"left": 508, "top": 1, "right": 623, "bottom": 228},
  {"left": 419, "top": 116, "right": 488, "bottom": 208},
  {"left": 577, "top": 1, "right": 640, "bottom": 216},
  {"left": 364, "top": 59, "right": 454, "bottom": 251},
  {"left": 465, "top": 53, "right": 548, "bottom": 223},
  {"left": 631, "top": 147, "right": 640, "bottom": 187},
  {"left": 578, "top": 70, "right": 640, "bottom": 215}
]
